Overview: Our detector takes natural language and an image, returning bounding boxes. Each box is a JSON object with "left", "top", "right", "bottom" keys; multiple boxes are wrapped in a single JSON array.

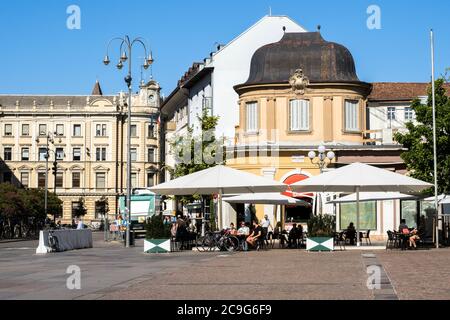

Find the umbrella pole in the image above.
[
  {"left": 356, "top": 187, "right": 361, "bottom": 247},
  {"left": 218, "top": 189, "right": 223, "bottom": 230}
]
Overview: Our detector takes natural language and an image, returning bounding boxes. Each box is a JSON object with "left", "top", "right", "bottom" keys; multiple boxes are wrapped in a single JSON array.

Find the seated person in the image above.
[
  {"left": 288, "top": 224, "right": 299, "bottom": 248},
  {"left": 398, "top": 219, "right": 409, "bottom": 234},
  {"left": 228, "top": 222, "right": 237, "bottom": 235},
  {"left": 237, "top": 222, "right": 250, "bottom": 250},
  {"left": 246, "top": 221, "right": 262, "bottom": 249},
  {"left": 408, "top": 228, "right": 420, "bottom": 249},
  {"left": 296, "top": 223, "right": 304, "bottom": 245},
  {"left": 346, "top": 222, "right": 356, "bottom": 245}
]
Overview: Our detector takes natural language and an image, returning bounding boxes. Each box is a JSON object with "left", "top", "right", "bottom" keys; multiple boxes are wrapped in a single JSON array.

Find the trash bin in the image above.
[{"left": 130, "top": 230, "right": 135, "bottom": 246}]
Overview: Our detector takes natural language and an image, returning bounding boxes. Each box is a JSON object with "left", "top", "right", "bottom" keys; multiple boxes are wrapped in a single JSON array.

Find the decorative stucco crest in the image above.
[{"left": 289, "top": 68, "right": 310, "bottom": 95}]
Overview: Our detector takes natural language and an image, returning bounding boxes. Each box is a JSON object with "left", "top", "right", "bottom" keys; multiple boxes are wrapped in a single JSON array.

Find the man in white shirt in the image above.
[{"left": 237, "top": 221, "right": 250, "bottom": 251}]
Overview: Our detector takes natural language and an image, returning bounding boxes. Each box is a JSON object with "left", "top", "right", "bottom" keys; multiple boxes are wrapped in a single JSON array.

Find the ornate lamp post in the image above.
[
  {"left": 103, "top": 36, "right": 153, "bottom": 247},
  {"left": 308, "top": 146, "right": 335, "bottom": 215},
  {"left": 37, "top": 132, "right": 55, "bottom": 222}
]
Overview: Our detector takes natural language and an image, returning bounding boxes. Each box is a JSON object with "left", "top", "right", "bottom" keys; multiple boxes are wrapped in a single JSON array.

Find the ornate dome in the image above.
[{"left": 242, "top": 32, "right": 360, "bottom": 86}]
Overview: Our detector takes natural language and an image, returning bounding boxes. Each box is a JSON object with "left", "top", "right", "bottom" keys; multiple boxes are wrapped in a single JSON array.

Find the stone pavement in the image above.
[{"left": 1, "top": 233, "right": 450, "bottom": 300}]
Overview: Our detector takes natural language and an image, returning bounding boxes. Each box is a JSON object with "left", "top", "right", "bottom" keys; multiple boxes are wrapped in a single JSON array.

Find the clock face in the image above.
[{"left": 148, "top": 94, "right": 156, "bottom": 102}]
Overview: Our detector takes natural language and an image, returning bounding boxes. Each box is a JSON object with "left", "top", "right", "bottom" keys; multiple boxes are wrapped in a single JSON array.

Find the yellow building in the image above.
[
  {"left": 0, "top": 80, "right": 161, "bottom": 224},
  {"left": 226, "top": 32, "right": 406, "bottom": 238}
]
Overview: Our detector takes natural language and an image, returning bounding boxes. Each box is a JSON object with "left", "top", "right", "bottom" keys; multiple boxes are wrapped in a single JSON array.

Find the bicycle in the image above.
[{"left": 200, "top": 231, "right": 239, "bottom": 252}]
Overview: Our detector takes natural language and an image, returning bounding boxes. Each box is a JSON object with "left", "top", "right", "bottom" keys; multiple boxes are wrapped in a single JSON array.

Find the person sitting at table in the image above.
[
  {"left": 237, "top": 221, "right": 250, "bottom": 250},
  {"left": 408, "top": 228, "right": 420, "bottom": 249},
  {"left": 288, "top": 224, "right": 299, "bottom": 248},
  {"left": 246, "top": 221, "right": 262, "bottom": 249},
  {"left": 346, "top": 222, "right": 356, "bottom": 245},
  {"left": 228, "top": 222, "right": 237, "bottom": 235},
  {"left": 398, "top": 219, "right": 409, "bottom": 234}
]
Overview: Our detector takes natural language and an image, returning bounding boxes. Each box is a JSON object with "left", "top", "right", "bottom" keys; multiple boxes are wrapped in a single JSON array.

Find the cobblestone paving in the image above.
[
  {"left": 1, "top": 235, "right": 450, "bottom": 300},
  {"left": 377, "top": 248, "right": 450, "bottom": 300}
]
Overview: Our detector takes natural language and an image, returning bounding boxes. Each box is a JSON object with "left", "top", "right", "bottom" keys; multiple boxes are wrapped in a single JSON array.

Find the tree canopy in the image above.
[{"left": 395, "top": 78, "right": 450, "bottom": 195}]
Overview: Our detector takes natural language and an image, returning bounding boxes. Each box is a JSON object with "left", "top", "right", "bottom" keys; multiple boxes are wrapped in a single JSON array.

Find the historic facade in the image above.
[{"left": 0, "top": 80, "right": 161, "bottom": 223}]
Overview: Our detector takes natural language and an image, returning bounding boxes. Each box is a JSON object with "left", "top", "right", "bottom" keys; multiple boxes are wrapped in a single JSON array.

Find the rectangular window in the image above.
[
  {"left": 73, "top": 124, "right": 81, "bottom": 137},
  {"left": 72, "top": 172, "right": 81, "bottom": 188},
  {"left": 4, "top": 124, "right": 12, "bottom": 136},
  {"left": 55, "top": 148, "right": 64, "bottom": 160},
  {"left": 96, "top": 147, "right": 107, "bottom": 161},
  {"left": 22, "top": 124, "right": 30, "bottom": 136},
  {"left": 130, "top": 148, "right": 137, "bottom": 161},
  {"left": 95, "top": 201, "right": 106, "bottom": 219},
  {"left": 73, "top": 148, "right": 81, "bottom": 161},
  {"left": 148, "top": 148, "right": 155, "bottom": 163},
  {"left": 55, "top": 172, "right": 63, "bottom": 188},
  {"left": 20, "top": 172, "right": 29, "bottom": 188},
  {"left": 147, "top": 172, "right": 155, "bottom": 187},
  {"left": 21, "top": 148, "right": 30, "bottom": 161},
  {"left": 289, "top": 99, "right": 310, "bottom": 131},
  {"left": 96, "top": 172, "right": 106, "bottom": 189},
  {"left": 72, "top": 202, "right": 81, "bottom": 218},
  {"left": 130, "top": 124, "right": 137, "bottom": 137},
  {"left": 130, "top": 173, "right": 137, "bottom": 189},
  {"left": 38, "top": 172, "right": 46, "bottom": 188},
  {"left": 387, "top": 107, "right": 396, "bottom": 121},
  {"left": 401, "top": 200, "right": 418, "bottom": 229},
  {"left": 38, "top": 147, "right": 47, "bottom": 161},
  {"left": 340, "top": 201, "right": 377, "bottom": 230},
  {"left": 96, "top": 124, "right": 107, "bottom": 137},
  {"left": 404, "top": 107, "right": 414, "bottom": 121},
  {"left": 39, "top": 124, "right": 47, "bottom": 136},
  {"left": 148, "top": 124, "right": 155, "bottom": 138},
  {"left": 344, "top": 100, "right": 359, "bottom": 132},
  {"left": 4, "top": 147, "right": 12, "bottom": 161},
  {"left": 246, "top": 102, "right": 258, "bottom": 133},
  {"left": 56, "top": 124, "right": 64, "bottom": 136}
]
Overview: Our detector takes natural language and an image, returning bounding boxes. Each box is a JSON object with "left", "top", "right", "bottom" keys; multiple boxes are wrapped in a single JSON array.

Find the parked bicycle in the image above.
[
  {"left": 47, "top": 230, "right": 60, "bottom": 252},
  {"left": 198, "top": 230, "right": 239, "bottom": 252}
]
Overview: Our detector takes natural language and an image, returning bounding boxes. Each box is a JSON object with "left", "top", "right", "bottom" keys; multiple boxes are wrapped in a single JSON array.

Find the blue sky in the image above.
[{"left": 0, "top": 0, "right": 449, "bottom": 96}]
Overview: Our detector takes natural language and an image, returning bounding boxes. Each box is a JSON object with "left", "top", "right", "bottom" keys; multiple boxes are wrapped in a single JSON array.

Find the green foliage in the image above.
[
  {"left": 72, "top": 197, "right": 87, "bottom": 218},
  {"left": 169, "top": 109, "right": 225, "bottom": 204},
  {"left": 0, "top": 183, "right": 62, "bottom": 221},
  {"left": 96, "top": 196, "right": 109, "bottom": 218},
  {"left": 145, "top": 214, "right": 171, "bottom": 239},
  {"left": 209, "top": 198, "right": 217, "bottom": 231},
  {"left": 394, "top": 78, "right": 450, "bottom": 195},
  {"left": 307, "top": 214, "right": 336, "bottom": 237}
]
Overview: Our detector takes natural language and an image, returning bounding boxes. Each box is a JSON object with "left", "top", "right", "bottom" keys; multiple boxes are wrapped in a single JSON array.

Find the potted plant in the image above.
[
  {"left": 144, "top": 214, "right": 171, "bottom": 253},
  {"left": 306, "top": 214, "right": 335, "bottom": 252}
]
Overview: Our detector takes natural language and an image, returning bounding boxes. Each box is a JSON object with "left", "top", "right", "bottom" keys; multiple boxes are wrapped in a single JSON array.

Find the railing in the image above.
[{"left": 362, "top": 128, "right": 399, "bottom": 145}]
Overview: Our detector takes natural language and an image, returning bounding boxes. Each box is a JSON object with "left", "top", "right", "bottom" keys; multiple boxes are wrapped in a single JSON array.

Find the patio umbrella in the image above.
[
  {"left": 291, "top": 163, "right": 432, "bottom": 246},
  {"left": 223, "top": 193, "right": 311, "bottom": 206},
  {"left": 327, "top": 192, "right": 420, "bottom": 204},
  {"left": 424, "top": 194, "right": 450, "bottom": 204},
  {"left": 150, "top": 165, "right": 287, "bottom": 228}
]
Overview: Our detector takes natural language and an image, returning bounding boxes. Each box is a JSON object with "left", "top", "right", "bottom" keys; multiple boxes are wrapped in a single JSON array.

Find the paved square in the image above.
[{"left": 1, "top": 234, "right": 449, "bottom": 300}]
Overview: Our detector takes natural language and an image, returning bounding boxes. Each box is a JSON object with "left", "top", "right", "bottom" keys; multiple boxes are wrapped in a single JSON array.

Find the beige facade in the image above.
[{"left": 0, "top": 81, "right": 161, "bottom": 223}]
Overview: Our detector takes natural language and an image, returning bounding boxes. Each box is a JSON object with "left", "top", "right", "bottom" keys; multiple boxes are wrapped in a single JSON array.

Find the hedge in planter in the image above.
[
  {"left": 306, "top": 214, "right": 336, "bottom": 252},
  {"left": 144, "top": 214, "right": 172, "bottom": 253}
]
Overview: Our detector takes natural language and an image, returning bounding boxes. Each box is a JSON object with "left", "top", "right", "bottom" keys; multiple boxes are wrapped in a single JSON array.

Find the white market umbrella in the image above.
[
  {"left": 150, "top": 165, "right": 287, "bottom": 228},
  {"left": 424, "top": 194, "right": 450, "bottom": 204},
  {"left": 328, "top": 192, "right": 420, "bottom": 204},
  {"left": 223, "top": 193, "right": 311, "bottom": 206},
  {"left": 291, "top": 163, "right": 432, "bottom": 246}
]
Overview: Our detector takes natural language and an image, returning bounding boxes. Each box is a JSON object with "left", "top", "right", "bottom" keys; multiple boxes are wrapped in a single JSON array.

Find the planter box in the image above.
[
  {"left": 306, "top": 237, "right": 334, "bottom": 252},
  {"left": 144, "top": 239, "right": 171, "bottom": 253}
]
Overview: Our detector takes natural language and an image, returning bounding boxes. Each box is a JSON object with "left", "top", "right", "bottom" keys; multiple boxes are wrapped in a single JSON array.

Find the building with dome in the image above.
[{"left": 226, "top": 31, "right": 410, "bottom": 239}]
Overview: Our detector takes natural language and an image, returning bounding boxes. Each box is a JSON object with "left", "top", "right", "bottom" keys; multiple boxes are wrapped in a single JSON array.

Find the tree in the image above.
[
  {"left": 0, "top": 183, "right": 25, "bottom": 222},
  {"left": 96, "top": 196, "right": 109, "bottom": 219},
  {"left": 394, "top": 78, "right": 450, "bottom": 195},
  {"left": 72, "top": 197, "right": 87, "bottom": 218}
]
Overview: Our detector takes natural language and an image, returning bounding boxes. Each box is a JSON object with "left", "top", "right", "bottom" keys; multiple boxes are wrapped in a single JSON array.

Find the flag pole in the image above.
[{"left": 431, "top": 29, "right": 439, "bottom": 249}]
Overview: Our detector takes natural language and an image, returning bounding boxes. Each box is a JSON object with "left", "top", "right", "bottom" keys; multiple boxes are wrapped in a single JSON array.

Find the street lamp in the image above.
[
  {"left": 103, "top": 36, "right": 154, "bottom": 248},
  {"left": 37, "top": 132, "right": 55, "bottom": 222},
  {"left": 308, "top": 146, "right": 335, "bottom": 215}
]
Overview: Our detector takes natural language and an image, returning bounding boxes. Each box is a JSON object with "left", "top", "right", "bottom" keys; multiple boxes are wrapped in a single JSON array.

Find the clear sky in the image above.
[{"left": 0, "top": 0, "right": 449, "bottom": 96}]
